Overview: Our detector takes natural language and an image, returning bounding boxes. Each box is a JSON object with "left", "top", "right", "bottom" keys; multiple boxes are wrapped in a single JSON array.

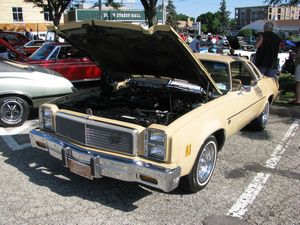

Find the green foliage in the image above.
[
  {"left": 176, "top": 13, "right": 188, "bottom": 21},
  {"left": 166, "top": 0, "right": 177, "bottom": 29},
  {"left": 105, "top": 0, "right": 123, "bottom": 10},
  {"left": 238, "top": 29, "right": 253, "bottom": 37},
  {"left": 197, "top": 12, "right": 220, "bottom": 34},
  {"left": 229, "top": 18, "right": 237, "bottom": 29},
  {"left": 218, "top": 0, "right": 230, "bottom": 35},
  {"left": 23, "top": 0, "right": 73, "bottom": 26}
]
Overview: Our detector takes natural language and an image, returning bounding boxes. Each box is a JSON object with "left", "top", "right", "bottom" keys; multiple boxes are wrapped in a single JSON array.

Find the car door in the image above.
[
  {"left": 48, "top": 46, "right": 101, "bottom": 82},
  {"left": 227, "top": 61, "right": 265, "bottom": 132}
]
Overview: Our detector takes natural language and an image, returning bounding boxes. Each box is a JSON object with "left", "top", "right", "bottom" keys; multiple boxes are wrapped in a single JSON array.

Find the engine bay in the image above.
[{"left": 56, "top": 77, "right": 210, "bottom": 127}]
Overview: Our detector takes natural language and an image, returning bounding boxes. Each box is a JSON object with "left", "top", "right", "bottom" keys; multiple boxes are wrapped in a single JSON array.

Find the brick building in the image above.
[{"left": 235, "top": 5, "right": 300, "bottom": 29}]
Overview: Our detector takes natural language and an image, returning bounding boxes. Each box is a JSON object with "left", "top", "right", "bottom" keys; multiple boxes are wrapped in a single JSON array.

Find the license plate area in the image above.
[{"left": 68, "top": 158, "right": 92, "bottom": 180}]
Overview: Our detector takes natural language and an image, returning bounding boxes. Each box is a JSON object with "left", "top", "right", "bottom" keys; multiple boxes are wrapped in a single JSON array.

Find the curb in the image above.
[{"left": 270, "top": 105, "right": 300, "bottom": 118}]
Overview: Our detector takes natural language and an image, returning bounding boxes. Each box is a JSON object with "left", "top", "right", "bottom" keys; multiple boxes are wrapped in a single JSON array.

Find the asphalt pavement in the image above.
[{"left": 270, "top": 104, "right": 300, "bottom": 118}]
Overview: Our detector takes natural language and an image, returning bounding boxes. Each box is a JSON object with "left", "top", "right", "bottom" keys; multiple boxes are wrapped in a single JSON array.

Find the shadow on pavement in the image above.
[{"left": 1, "top": 134, "right": 152, "bottom": 212}]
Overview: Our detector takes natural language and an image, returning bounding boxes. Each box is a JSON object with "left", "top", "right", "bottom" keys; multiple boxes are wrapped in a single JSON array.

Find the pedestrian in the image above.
[
  {"left": 25, "top": 29, "right": 33, "bottom": 40},
  {"left": 189, "top": 35, "right": 201, "bottom": 53},
  {"left": 281, "top": 50, "right": 295, "bottom": 75},
  {"left": 292, "top": 44, "right": 300, "bottom": 105},
  {"left": 254, "top": 21, "right": 281, "bottom": 77},
  {"left": 29, "top": 29, "right": 34, "bottom": 40}
]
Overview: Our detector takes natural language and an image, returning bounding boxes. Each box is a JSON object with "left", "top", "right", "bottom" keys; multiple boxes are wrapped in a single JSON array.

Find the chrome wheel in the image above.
[
  {"left": 180, "top": 136, "right": 218, "bottom": 193},
  {"left": 1, "top": 100, "right": 23, "bottom": 123},
  {"left": 0, "top": 97, "right": 29, "bottom": 127},
  {"left": 196, "top": 140, "right": 217, "bottom": 185},
  {"left": 261, "top": 101, "right": 269, "bottom": 126}
]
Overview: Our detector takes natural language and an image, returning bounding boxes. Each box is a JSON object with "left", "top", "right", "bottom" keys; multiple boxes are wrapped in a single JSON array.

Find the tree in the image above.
[
  {"left": 264, "top": 0, "right": 299, "bottom": 4},
  {"left": 140, "top": 0, "right": 158, "bottom": 27},
  {"left": 176, "top": 13, "right": 188, "bottom": 21},
  {"left": 105, "top": 0, "right": 123, "bottom": 10},
  {"left": 238, "top": 28, "right": 253, "bottom": 37},
  {"left": 197, "top": 12, "right": 220, "bottom": 34},
  {"left": 165, "top": 0, "right": 177, "bottom": 29},
  {"left": 23, "top": 0, "right": 72, "bottom": 26},
  {"left": 218, "top": 0, "right": 230, "bottom": 35}
]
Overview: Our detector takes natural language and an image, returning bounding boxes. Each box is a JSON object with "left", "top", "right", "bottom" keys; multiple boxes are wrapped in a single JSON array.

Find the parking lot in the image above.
[{"left": 0, "top": 114, "right": 299, "bottom": 225}]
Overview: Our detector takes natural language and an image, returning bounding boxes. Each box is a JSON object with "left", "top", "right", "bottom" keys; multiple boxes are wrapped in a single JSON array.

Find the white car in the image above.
[{"left": 0, "top": 59, "right": 74, "bottom": 127}]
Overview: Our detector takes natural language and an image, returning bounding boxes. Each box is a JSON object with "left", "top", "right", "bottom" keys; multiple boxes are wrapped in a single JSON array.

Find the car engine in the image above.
[{"left": 56, "top": 77, "right": 208, "bottom": 127}]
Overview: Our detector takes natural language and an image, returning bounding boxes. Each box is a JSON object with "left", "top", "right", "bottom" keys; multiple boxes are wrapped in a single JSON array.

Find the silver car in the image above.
[{"left": 0, "top": 59, "right": 74, "bottom": 127}]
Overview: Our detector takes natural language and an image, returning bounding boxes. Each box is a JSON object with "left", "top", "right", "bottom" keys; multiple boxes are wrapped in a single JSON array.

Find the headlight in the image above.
[
  {"left": 39, "top": 106, "right": 53, "bottom": 130},
  {"left": 145, "top": 129, "right": 166, "bottom": 160}
]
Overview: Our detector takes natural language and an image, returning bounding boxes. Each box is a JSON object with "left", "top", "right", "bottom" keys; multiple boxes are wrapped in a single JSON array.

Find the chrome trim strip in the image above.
[{"left": 30, "top": 129, "right": 181, "bottom": 192}]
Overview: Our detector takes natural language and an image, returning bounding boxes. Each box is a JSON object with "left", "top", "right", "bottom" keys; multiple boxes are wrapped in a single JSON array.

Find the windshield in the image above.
[
  {"left": 201, "top": 60, "right": 229, "bottom": 93},
  {"left": 30, "top": 44, "right": 56, "bottom": 60}
]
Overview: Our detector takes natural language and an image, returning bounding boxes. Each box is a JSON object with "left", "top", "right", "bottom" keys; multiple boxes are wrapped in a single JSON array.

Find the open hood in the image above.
[{"left": 58, "top": 20, "right": 220, "bottom": 93}]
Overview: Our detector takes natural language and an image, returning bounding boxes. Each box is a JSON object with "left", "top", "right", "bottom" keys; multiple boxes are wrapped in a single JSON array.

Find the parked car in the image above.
[
  {"left": 0, "top": 59, "right": 74, "bottom": 127},
  {"left": 0, "top": 31, "right": 30, "bottom": 47},
  {"left": 17, "top": 40, "right": 45, "bottom": 56},
  {"left": 0, "top": 39, "right": 102, "bottom": 82},
  {"left": 28, "top": 42, "right": 102, "bottom": 82},
  {"left": 0, "top": 38, "right": 28, "bottom": 61},
  {"left": 29, "top": 21, "right": 278, "bottom": 193}
]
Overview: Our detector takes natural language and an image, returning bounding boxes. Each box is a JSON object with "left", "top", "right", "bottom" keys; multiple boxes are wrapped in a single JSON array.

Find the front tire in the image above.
[
  {"left": 180, "top": 136, "right": 218, "bottom": 193},
  {"left": 249, "top": 101, "right": 269, "bottom": 131},
  {"left": 0, "top": 96, "right": 30, "bottom": 127}
]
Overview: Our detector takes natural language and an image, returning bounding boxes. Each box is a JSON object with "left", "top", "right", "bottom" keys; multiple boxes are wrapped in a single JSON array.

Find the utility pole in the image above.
[
  {"left": 162, "top": 0, "right": 166, "bottom": 25},
  {"left": 98, "top": 0, "right": 102, "bottom": 20}
]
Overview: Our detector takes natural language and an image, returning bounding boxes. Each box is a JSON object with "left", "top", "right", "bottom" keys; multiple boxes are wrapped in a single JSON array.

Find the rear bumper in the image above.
[{"left": 29, "top": 128, "right": 181, "bottom": 192}]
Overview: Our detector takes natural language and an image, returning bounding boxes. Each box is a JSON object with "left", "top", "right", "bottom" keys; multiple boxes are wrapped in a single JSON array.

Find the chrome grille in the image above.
[
  {"left": 55, "top": 113, "right": 138, "bottom": 155},
  {"left": 86, "top": 124, "right": 133, "bottom": 154}
]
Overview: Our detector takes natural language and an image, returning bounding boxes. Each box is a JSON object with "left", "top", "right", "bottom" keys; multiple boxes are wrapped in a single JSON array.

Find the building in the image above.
[
  {"left": 235, "top": 5, "right": 300, "bottom": 29},
  {"left": 65, "top": 8, "right": 163, "bottom": 26},
  {"left": 0, "top": 0, "right": 61, "bottom": 34},
  {"left": 65, "top": 8, "right": 163, "bottom": 25}
]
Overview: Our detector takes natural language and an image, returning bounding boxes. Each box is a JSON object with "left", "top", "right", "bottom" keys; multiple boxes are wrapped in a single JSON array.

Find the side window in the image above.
[
  {"left": 56, "top": 46, "right": 69, "bottom": 59},
  {"left": 247, "top": 61, "right": 262, "bottom": 79},
  {"left": 66, "top": 47, "right": 84, "bottom": 59},
  {"left": 49, "top": 47, "right": 60, "bottom": 60},
  {"left": 201, "top": 60, "right": 229, "bottom": 93},
  {"left": 230, "top": 61, "right": 256, "bottom": 88}
]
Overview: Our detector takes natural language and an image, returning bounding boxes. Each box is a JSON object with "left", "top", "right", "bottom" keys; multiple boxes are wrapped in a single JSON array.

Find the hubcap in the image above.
[
  {"left": 0, "top": 100, "right": 23, "bottom": 123},
  {"left": 262, "top": 102, "right": 269, "bottom": 125},
  {"left": 196, "top": 141, "right": 217, "bottom": 185}
]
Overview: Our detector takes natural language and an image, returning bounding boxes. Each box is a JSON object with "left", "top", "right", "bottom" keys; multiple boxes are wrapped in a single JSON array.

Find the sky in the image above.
[
  {"left": 95, "top": 0, "right": 268, "bottom": 18},
  {"left": 172, "top": 0, "right": 267, "bottom": 18}
]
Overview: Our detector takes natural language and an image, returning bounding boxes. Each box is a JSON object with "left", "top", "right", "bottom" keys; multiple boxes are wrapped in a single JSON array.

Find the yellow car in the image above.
[{"left": 29, "top": 21, "right": 278, "bottom": 193}]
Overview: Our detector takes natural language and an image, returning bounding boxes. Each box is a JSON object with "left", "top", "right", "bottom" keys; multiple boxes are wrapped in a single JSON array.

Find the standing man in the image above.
[
  {"left": 25, "top": 29, "right": 33, "bottom": 40},
  {"left": 254, "top": 21, "right": 281, "bottom": 77},
  {"left": 189, "top": 35, "right": 201, "bottom": 53}
]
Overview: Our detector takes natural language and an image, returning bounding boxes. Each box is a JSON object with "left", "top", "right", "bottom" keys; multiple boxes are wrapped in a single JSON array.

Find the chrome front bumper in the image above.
[{"left": 29, "top": 129, "right": 181, "bottom": 192}]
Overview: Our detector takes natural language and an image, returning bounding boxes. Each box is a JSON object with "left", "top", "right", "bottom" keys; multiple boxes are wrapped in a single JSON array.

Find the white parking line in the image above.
[
  {"left": 227, "top": 120, "right": 299, "bottom": 218},
  {"left": 0, "top": 120, "right": 38, "bottom": 151}
]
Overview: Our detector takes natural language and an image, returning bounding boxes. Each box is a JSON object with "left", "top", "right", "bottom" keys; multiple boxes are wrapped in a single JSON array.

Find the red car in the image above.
[
  {"left": 0, "top": 31, "right": 30, "bottom": 47},
  {"left": 0, "top": 39, "right": 101, "bottom": 82},
  {"left": 28, "top": 42, "right": 101, "bottom": 82}
]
